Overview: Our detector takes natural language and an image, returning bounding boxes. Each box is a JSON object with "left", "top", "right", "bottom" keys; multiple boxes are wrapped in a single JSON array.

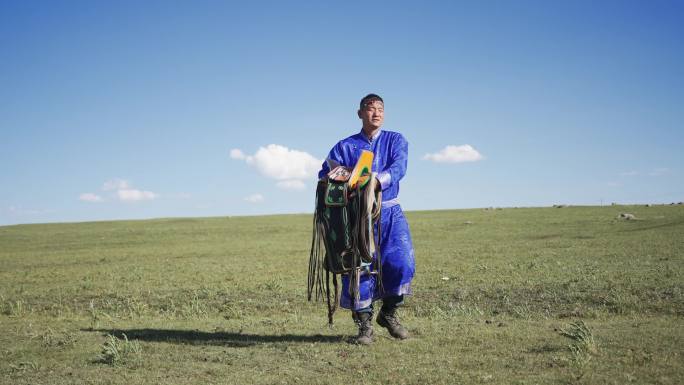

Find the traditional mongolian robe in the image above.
[{"left": 318, "top": 129, "right": 416, "bottom": 310}]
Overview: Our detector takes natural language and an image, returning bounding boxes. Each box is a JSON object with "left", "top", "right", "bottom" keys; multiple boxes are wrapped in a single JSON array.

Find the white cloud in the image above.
[
  {"left": 619, "top": 168, "right": 671, "bottom": 177},
  {"left": 117, "top": 189, "right": 158, "bottom": 202},
  {"left": 244, "top": 144, "right": 321, "bottom": 180},
  {"left": 276, "top": 179, "right": 307, "bottom": 191},
  {"left": 79, "top": 193, "right": 103, "bottom": 202},
  {"left": 233, "top": 144, "right": 321, "bottom": 191},
  {"left": 244, "top": 193, "right": 264, "bottom": 203},
  {"left": 92, "top": 178, "right": 158, "bottom": 202},
  {"left": 6, "top": 205, "right": 53, "bottom": 216},
  {"left": 649, "top": 168, "right": 670, "bottom": 177},
  {"left": 102, "top": 178, "right": 130, "bottom": 191},
  {"left": 230, "top": 148, "right": 246, "bottom": 160},
  {"left": 423, "top": 144, "right": 484, "bottom": 163}
]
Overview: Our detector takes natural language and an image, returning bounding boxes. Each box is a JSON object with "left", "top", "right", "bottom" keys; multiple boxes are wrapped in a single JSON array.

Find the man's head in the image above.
[{"left": 358, "top": 93, "right": 384, "bottom": 131}]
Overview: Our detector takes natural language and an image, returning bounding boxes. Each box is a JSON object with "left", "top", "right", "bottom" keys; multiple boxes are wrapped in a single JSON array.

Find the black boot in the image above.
[
  {"left": 353, "top": 311, "right": 374, "bottom": 345},
  {"left": 377, "top": 307, "right": 409, "bottom": 340}
]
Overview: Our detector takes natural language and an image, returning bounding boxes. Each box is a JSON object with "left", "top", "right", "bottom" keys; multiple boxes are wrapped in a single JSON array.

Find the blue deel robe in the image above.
[{"left": 318, "top": 129, "right": 416, "bottom": 310}]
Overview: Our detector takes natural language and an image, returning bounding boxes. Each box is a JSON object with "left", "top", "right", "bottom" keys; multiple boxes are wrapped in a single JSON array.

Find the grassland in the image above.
[{"left": 1, "top": 205, "right": 682, "bottom": 384}]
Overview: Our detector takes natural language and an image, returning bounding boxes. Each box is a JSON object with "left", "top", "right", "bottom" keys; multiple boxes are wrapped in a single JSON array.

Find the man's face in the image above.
[{"left": 358, "top": 100, "right": 384, "bottom": 130}]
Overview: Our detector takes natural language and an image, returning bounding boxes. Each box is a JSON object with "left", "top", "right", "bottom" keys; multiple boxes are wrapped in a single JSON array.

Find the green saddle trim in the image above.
[
  {"left": 324, "top": 181, "right": 348, "bottom": 207},
  {"left": 356, "top": 167, "right": 371, "bottom": 189}
]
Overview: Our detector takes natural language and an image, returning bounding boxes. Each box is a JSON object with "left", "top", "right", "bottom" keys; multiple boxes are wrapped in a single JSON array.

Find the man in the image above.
[{"left": 318, "top": 93, "right": 416, "bottom": 345}]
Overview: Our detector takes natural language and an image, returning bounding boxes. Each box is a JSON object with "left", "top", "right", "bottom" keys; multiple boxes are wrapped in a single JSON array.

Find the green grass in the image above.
[{"left": 1, "top": 205, "right": 682, "bottom": 384}]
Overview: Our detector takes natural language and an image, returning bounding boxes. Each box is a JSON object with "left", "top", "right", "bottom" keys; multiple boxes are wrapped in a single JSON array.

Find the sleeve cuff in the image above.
[{"left": 377, "top": 171, "right": 391, "bottom": 190}]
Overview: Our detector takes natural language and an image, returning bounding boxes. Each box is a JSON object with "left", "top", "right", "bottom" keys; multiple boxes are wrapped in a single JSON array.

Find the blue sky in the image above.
[{"left": 1, "top": 1, "right": 682, "bottom": 226}]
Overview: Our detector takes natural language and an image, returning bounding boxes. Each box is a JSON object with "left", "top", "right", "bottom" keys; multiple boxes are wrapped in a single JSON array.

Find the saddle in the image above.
[{"left": 307, "top": 151, "right": 383, "bottom": 325}]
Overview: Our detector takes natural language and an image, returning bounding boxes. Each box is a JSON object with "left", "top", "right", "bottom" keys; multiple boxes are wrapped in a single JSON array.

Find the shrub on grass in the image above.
[
  {"left": 559, "top": 320, "right": 599, "bottom": 379},
  {"left": 99, "top": 333, "right": 142, "bottom": 367}
]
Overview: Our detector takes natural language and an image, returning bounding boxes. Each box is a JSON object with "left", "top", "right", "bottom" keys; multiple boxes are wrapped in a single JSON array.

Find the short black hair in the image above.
[{"left": 359, "top": 93, "right": 384, "bottom": 109}]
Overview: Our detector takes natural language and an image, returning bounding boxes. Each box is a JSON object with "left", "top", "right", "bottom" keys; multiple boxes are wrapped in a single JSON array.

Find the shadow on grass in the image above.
[{"left": 86, "top": 328, "right": 347, "bottom": 347}]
